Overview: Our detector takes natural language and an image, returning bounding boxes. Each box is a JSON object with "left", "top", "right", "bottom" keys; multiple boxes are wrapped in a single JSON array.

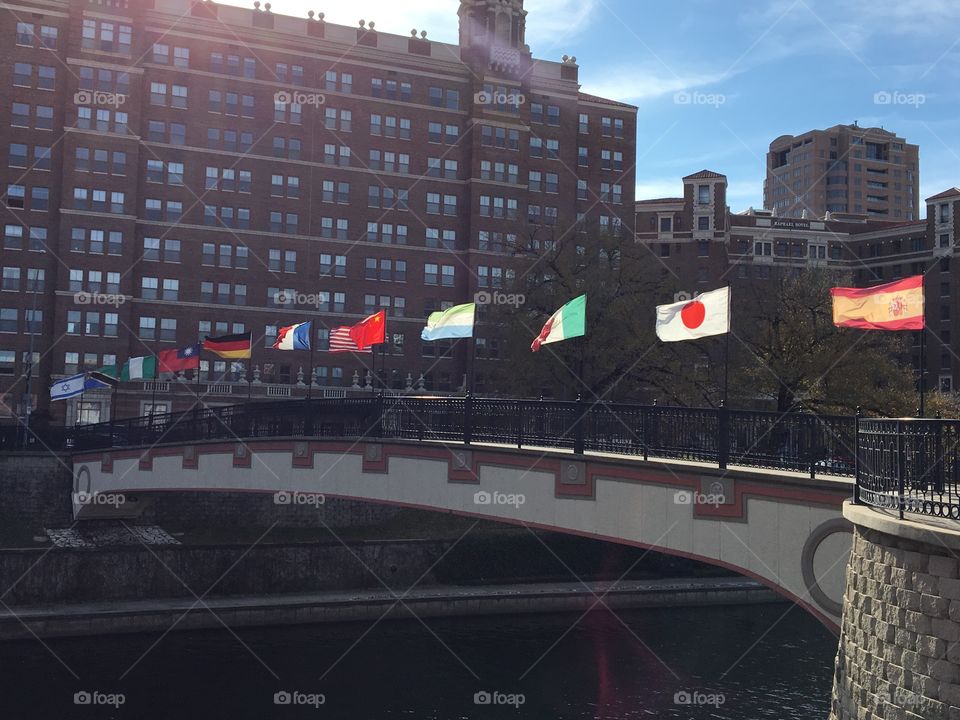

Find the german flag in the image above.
[{"left": 203, "top": 332, "right": 252, "bottom": 359}]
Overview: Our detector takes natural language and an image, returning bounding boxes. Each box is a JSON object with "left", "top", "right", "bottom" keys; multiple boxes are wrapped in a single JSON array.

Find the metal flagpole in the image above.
[
  {"left": 150, "top": 336, "right": 159, "bottom": 417},
  {"left": 919, "top": 326, "right": 926, "bottom": 417},
  {"left": 247, "top": 331, "right": 253, "bottom": 404},
  {"left": 723, "top": 329, "right": 730, "bottom": 408},
  {"left": 724, "top": 282, "right": 731, "bottom": 408},
  {"left": 469, "top": 335, "right": 477, "bottom": 394},
  {"left": 307, "top": 321, "right": 315, "bottom": 400}
]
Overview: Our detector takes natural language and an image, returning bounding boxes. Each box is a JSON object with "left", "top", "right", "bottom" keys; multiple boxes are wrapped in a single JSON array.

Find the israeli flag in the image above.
[{"left": 50, "top": 373, "right": 87, "bottom": 401}]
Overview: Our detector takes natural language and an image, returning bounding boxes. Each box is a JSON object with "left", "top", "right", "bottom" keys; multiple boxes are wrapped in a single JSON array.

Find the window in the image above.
[{"left": 16, "top": 22, "right": 34, "bottom": 46}]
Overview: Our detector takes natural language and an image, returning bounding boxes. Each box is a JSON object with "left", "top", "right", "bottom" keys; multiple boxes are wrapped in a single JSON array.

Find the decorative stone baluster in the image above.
[
  {"left": 252, "top": 365, "right": 261, "bottom": 384},
  {"left": 296, "top": 366, "right": 305, "bottom": 387},
  {"left": 351, "top": 371, "right": 361, "bottom": 389}
]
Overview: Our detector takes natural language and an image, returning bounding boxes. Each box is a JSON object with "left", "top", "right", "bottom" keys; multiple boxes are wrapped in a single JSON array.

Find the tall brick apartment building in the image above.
[
  {"left": 764, "top": 124, "right": 919, "bottom": 221},
  {"left": 637, "top": 171, "right": 960, "bottom": 394},
  {"left": 0, "top": 0, "right": 637, "bottom": 426}
]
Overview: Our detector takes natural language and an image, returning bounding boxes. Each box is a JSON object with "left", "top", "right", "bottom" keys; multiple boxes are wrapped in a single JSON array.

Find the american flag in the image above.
[{"left": 329, "top": 326, "right": 372, "bottom": 353}]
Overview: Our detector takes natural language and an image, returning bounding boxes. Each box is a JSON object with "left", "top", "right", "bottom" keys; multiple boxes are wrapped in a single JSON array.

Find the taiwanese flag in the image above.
[
  {"left": 203, "top": 332, "right": 252, "bottom": 359},
  {"left": 349, "top": 310, "right": 386, "bottom": 350},
  {"left": 158, "top": 343, "right": 201, "bottom": 372}
]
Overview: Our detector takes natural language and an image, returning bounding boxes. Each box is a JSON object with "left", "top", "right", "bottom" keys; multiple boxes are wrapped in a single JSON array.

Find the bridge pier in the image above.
[{"left": 831, "top": 502, "right": 960, "bottom": 719}]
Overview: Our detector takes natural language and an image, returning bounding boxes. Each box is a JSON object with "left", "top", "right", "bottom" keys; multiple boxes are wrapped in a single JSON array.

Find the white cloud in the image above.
[
  {"left": 581, "top": 67, "right": 733, "bottom": 103},
  {"left": 634, "top": 179, "right": 684, "bottom": 200}
]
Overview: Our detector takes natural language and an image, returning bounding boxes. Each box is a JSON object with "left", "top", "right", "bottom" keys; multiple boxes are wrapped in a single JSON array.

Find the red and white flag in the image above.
[
  {"left": 656, "top": 287, "right": 730, "bottom": 342},
  {"left": 329, "top": 326, "right": 372, "bottom": 353}
]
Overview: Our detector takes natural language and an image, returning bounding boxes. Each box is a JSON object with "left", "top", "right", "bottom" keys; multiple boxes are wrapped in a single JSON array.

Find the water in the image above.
[{"left": 0, "top": 603, "right": 835, "bottom": 719}]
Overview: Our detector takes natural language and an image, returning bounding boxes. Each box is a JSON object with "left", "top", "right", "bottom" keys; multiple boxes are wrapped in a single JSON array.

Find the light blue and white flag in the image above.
[{"left": 50, "top": 373, "right": 87, "bottom": 401}]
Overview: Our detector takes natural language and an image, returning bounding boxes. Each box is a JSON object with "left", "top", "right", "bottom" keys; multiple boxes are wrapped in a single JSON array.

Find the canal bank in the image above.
[{"left": 0, "top": 576, "right": 783, "bottom": 639}]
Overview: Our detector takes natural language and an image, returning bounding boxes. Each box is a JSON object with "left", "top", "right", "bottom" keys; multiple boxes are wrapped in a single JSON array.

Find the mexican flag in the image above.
[
  {"left": 120, "top": 355, "right": 158, "bottom": 381},
  {"left": 531, "top": 295, "right": 586, "bottom": 352}
]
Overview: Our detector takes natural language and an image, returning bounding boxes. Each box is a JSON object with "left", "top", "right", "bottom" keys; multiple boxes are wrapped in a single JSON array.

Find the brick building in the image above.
[
  {"left": 637, "top": 172, "right": 960, "bottom": 395},
  {"left": 0, "top": 0, "right": 637, "bottom": 426},
  {"left": 764, "top": 123, "right": 919, "bottom": 221}
]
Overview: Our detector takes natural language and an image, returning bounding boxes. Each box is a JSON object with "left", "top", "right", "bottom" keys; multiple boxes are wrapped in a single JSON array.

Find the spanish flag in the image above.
[
  {"left": 830, "top": 275, "right": 924, "bottom": 331},
  {"left": 203, "top": 332, "right": 253, "bottom": 359}
]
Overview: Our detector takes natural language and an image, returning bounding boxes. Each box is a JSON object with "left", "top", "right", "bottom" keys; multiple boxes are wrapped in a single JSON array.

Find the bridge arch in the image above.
[{"left": 72, "top": 438, "right": 853, "bottom": 628}]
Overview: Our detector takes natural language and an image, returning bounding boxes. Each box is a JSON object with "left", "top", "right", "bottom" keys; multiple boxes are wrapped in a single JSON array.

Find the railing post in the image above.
[
  {"left": 538, "top": 394, "right": 545, "bottom": 445},
  {"left": 853, "top": 407, "right": 861, "bottom": 504},
  {"left": 641, "top": 405, "right": 649, "bottom": 461},
  {"left": 463, "top": 392, "right": 473, "bottom": 446},
  {"left": 935, "top": 411, "right": 944, "bottom": 495},
  {"left": 897, "top": 419, "right": 905, "bottom": 520},
  {"left": 718, "top": 400, "right": 729, "bottom": 470},
  {"left": 303, "top": 397, "right": 313, "bottom": 437},
  {"left": 574, "top": 394, "right": 585, "bottom": 455},
  {"left": 516, "top": 401, "right": 524, "bottom": 449},
  {"left": 372, "top": 392, "right": 384, "bottom": 439}
]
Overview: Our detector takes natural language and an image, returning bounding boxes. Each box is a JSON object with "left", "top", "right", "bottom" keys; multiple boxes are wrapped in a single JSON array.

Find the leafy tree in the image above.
[{"left": 733, "top": 269, "right": 916, "bottom": 415}]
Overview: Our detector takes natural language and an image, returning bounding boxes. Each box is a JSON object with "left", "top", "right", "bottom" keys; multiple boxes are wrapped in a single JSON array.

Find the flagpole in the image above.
[
  {"left": 150, "top": 335, "right": 159, "bottom": 417},
  {"left": 578, "top": 336, "right": 586, "bottom": 396},
  {"left": 468, "top": 335, "right": 477, "bottom": 395},
  {"left": 724, "top": 281, "right": 731, "bottom": 408},
  {"left": 307, "top": 321, "right": 315, "bottom": 400},
  {"left": 919, "top": 325, "right": 926, "bottom": 417},
  {"left": 247, "top": 331, "right": 253, "bottom": 405}
]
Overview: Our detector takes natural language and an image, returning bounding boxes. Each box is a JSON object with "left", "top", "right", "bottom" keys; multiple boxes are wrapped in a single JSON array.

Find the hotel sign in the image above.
[{"left": 772, "top": 219, "right": 811, "bottom": 230}]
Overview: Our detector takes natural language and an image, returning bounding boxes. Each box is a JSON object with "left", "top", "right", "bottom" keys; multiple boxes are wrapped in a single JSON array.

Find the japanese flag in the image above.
[{"left": 656, "top": 287, "right": 731, "bottom": 342}]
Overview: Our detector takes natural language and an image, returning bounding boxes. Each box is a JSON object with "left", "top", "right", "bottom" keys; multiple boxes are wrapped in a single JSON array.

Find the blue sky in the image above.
[{"left": 221, "top": 0, "right": 960, "bottom": 216}]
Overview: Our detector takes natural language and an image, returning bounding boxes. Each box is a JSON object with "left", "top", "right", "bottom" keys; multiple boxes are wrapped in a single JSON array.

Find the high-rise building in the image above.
[
  {"left": 638, "top": 172, "right": 960, "bottom": 395},
  {"left": 764, "top": 124, "right": 919, "bottom": 221},
  {"left": 0, "top": 0, "right": 637, "bottom": 427}
]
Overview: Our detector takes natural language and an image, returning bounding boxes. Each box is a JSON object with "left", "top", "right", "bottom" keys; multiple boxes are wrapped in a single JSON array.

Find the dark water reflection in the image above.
[{"left": 0, "top": 602, "right": 835, "bottom": 719}]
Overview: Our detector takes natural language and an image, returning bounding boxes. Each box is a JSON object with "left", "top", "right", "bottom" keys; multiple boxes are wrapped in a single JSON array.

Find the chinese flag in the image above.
[{"left": 349, "top": 310, "right": 386, "bottom": 350}]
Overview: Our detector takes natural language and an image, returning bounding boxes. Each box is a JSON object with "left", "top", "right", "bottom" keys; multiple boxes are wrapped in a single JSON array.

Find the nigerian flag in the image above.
[{"left": 120, "top": 355, "right": 158, "bottom": 381}]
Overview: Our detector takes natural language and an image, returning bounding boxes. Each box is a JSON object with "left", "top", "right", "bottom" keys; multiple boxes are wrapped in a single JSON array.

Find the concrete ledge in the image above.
[
  {"left": 843, "top": 501, "right": 960, "bottom": 549},
  {"left": 0, "top": 578, "right": 784, "bottom": 640}
]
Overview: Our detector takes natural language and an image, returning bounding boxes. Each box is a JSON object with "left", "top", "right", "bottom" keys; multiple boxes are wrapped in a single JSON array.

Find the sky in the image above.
[{"left": 219, "top": 0, "right": 960, "bottom": 216}]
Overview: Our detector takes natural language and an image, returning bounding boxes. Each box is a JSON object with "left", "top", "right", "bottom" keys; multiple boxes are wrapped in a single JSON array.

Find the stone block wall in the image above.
[{"left": 831, "top": 518, "right": 960, "bottom": 719}]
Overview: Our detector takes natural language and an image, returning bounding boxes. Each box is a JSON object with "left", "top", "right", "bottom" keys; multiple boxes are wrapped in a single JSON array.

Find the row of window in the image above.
[
  {"left": 15, "top": 22, "right": 58, "bottom": 49},
  {"left": 12, "top": 63, "right": 56, "bottom": 90},
  {"left": 0, "top": 267, "right": 44, "bottom": 291}
]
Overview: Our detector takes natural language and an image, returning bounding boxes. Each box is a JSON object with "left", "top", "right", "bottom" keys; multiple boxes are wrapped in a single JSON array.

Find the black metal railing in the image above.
[
  {"left": 857, "top": 418, "right": 960, "bottom": 521},
  {"left": 59, "top": 395, "right": 858, "bottom": 481}
]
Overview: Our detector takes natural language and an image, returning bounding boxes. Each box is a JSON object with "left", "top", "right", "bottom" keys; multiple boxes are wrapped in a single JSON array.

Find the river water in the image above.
[{"left": 0, "top": 602, "right": 835, "bottom": 718}]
